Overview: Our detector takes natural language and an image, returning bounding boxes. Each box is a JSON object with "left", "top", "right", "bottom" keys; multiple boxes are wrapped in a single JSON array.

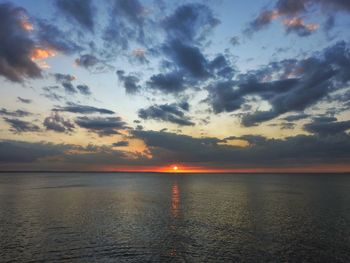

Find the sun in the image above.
[{"left": 172, "top": 165, "right": 178, "bottom": 172}]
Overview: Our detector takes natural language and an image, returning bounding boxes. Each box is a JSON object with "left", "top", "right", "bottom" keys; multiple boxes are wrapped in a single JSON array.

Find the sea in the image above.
[{"left": 0, "top": 172, "right": 349, "bottom": 262}]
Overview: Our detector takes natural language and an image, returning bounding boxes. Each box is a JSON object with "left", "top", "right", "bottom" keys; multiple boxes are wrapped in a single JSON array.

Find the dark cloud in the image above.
[
  {"left": 43, "top": 112, "right": 75, "bottom": 133},
  {"left": 148, "top": 3, "right": 225, "bottom": 94},
  {"left": 75, "top": 116, "right": 128, "bottom": 136},
  {"left": 283, "top": 113, "right": 310, "bottom": 122},
  {"left": 304, "top": 118, "right": 350, "bottom": 136},
  {"left": 76, "top": 85, "right": 92, "bottom": 96},
  {"left": 0, "top": 140, "right": 69, "bottom": 163},
  {"left": 138, "top": 103, "right": 194, "bottom": 126},
  {"left": 75, "top": 54, "right": 113, "bottom": 72},
  {"left": 164, "top": 40, "right": 210, "bottom": 79},
  {"left": 102, "top": 0, "right": 147, "bottom": 54},
  {"left": 149, "top": 49, "right": 235, "bottom": 94},
  {"left": 55, "top": 0, "right": 94, "bottom": 31},
  {"left": 3, "top": 118, "right": 40, "bottom": 133},
  {"left": 178, "top": 101, "right": 190, "bottom": 111},
  {"left": 36, "top": 19, "right": 82, "bottom": 54},
  {"left": 53, "top": 73, "right": 77, "bottom": 94},
  {"left": 112, "top": 141, "right": 129, "bottom": 147},
  {"left": 54, "top": 73, "right": 75, "bottom": 83},
  {"left": 276, "top": 0, "right": 306, "bottom": 14},
  {"left": 205, "top": 80, "right": 244, "bottom": 113},
  {"left": 247, "top": 10, "right": 280, "bottom": 33},
  {"left": 206, "top": 41, "right": 350, "bottom": 126},
  {"left": 0, "top": 108, "right": 32, "bottom": 117},
  {"left": 133, "top": 129, "right": 350, "bottom": 168},
  {"left": 209, "top": 54, "right": 235, "bottom": 79},
  {"left": 280, "top": 122, "right": 296, "bottom": 130},
  {"left": 62, "top": 82, "right": 77, "bottom": 94},
  {"left": 54, "top": 104, "right": 115, "bottom": 115},
  {"left": 75, "top": 54, "right": 99, "bottom": 68},
  {"left": 147, "top": 71, "right": 186, "bottom": 94},
  {"left": 163, "top": 3, "right": 219, "bottom": 44},
  {"left": 112, "top": 0, "right": 144, "bottom": 26},
  {"left": 41, "top": 86, "right": 65, "bottom": 101},
  {"left": 0, "top": 140, "right": 147, "bottom": 170},
  {"left": 0, "top": 3, "right": 41, "bottom": 82},
  {"left": 116, "top": 70, "right": 141, "bottom": 94},
  {"left": 17, "top": 97, "right": 32, "bottom": 104}
]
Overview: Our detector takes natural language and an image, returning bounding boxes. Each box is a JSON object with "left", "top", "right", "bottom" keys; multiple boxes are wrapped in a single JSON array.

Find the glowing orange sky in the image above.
[{"left": 99, "top": 164, "right": 350, "bottom": 173}]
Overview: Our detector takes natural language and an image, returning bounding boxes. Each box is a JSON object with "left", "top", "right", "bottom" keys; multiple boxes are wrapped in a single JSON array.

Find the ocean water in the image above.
[{"left": 0, "top": 173, "right": 350, "bottom": 263}]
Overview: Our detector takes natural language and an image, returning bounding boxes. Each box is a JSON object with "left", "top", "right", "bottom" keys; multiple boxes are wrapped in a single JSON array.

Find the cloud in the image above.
[
  {"left": 112, "top": 141, "right": 129, "bottom": 147},
  {"left": 112, "top": 0, "right": 145, "bottom": 26},
  {"left": 0, "top": 3, "right": 41, "bottom": 82},
  {"left": 43, "top": 112, "right": 75, "bottom": 133},
  {"left": 304, "top": 118, "right": 350, "bottom": 136},
  {"left": 148, "top": 50, "right": 235, "bottom": 94},
  {"left": 0, "top": 108, "right": 32, "bottom": 117},
  {"left": 164, "top": 40, "right": 210, "bottom": 79},
  {"left": 116, "top": 70, "right": 141, "bottom": 94},
  {"left": 0, "top": 139, "right": 148, "bottom": 171},
  {"left": 230, "top": 36, "right": 240, "bottom": 46},
  {"left": 75, "top": 54, "right": 99, "bottom": 68},
  {"left": 54, "top": 73, "right": 75, "bottom": 83},
  {"left": 62, "top": 82, "right": 77, "bottom": 94},
  {"left": 282, "top": 113, "right": 310, "bottom": 122},
  {"left": 53, "top": 75, "right": 93, "bottom": 96},
  {"left": 247, "top": 10, "right": 281, "bottom": 32},
  {"left": 247, "top": 0, "right": 350, "bottom": 36},
  {"left": 53, "top": 73, "right": 77, "bottom": 93},
  {"left": 3, "top": 118, "right": 40, "bottom": 133},
  {"left": 17, "top": 97, "right": 32, "bottom": 104},
  {"left": 283, "top": 17, "right": 319, "bottom": 37},
  {"left": 146, "top": 3, "right": 227, "bottom": 94},
  {"left": 41, "top": 86, "right": 65, "bottom": 101},
  {"left": 102, "top": 0, "right": 147, "bottom": 53},
  {"left": 133, "top": 129, "right": 350, "bottom": 168},
  {"left": 55, "top": 0, "right": 94, "bottom": 31},
  {"left": 147, "top": 71, "right": 186, "bottom": 94},
  {"left": 75, "top": 116, "right": 128, "bottom": 136},
  {"left": 53, "top": 104, "right": 115, "bottom": 114},
  {"left": 206, "top": 41, "right": 350, "bottom": 126},
  {"left": 36, "top": 19, "right": 82, "bottom": 54},
  {"left": 76, "top": 85, "right": 92, "bottom": 96},
  {"left": 0, "top": 128, "right": 349, "bottom": 170},
  {"left": 138, "top": 103, "right": 194, "bottom": 126},
  {"left": 0, "top": 140, "right": 69, "bottom": 163},
  {"left": 163, "top": 3, "right": 219, "bottom": 44},
  {"left": 209, "top": 54, "right": 235, "bottom": 79},
  {"left": 75, "top": 54, "right": 113, "bottom": 72},
  {"left": 280, "top": 122, "right": 296, "bottom": 129}
]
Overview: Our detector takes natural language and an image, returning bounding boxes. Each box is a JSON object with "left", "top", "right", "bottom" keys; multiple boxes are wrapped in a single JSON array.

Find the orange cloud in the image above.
[
  {"left": 30, "top": 48, "right": 56, "bottom": 61},
  {"left": 283, "top": 17, "right": 319, "bottom": 32},
  {"left": 21, "top": 20, "right": 33, "bottom": 31},
  {"left": 30, "top": 47, "right": 57, "bottom": 69}
]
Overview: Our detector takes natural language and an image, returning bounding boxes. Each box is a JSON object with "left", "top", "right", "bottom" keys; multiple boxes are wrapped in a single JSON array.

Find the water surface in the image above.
[{"left": 1, "top": 173, "right": 350, "bottom": 262}]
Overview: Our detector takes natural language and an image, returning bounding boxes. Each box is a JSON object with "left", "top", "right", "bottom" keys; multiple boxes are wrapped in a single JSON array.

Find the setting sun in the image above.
[{"left": 172, "top": 165, "right": 178, "bottom": 171}]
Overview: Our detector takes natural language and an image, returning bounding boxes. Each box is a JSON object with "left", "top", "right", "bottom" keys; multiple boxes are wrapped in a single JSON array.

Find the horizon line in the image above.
[{"left": 0, "top": 170, "right": 349, "bottom": 174}]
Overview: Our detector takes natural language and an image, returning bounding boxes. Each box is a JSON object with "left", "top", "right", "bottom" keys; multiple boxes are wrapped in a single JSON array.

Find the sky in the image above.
[{"left": 0, "top": 0, "right": 349, "bottom": 172}]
